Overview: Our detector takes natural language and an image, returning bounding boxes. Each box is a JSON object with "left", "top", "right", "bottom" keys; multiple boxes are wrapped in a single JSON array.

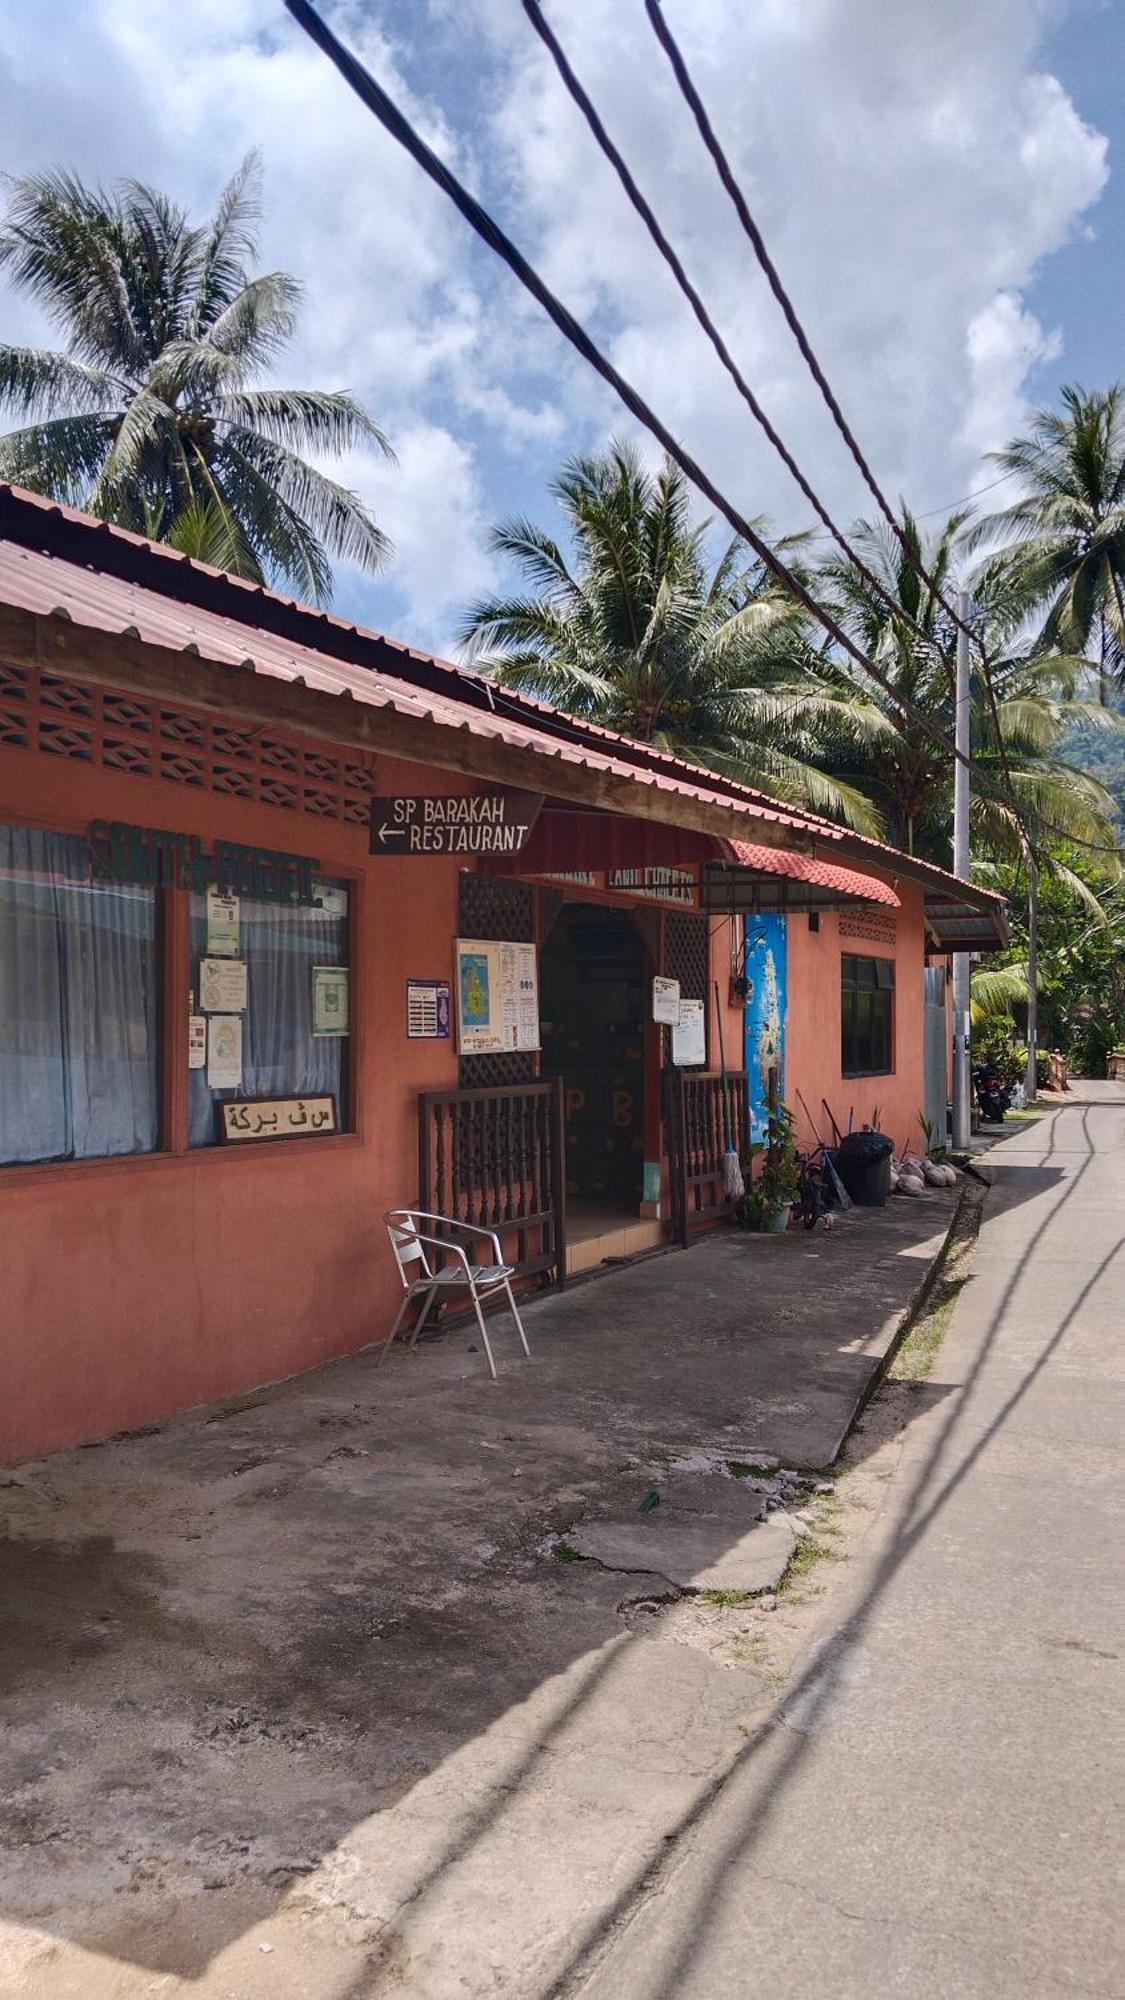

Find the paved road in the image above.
[{"left": 571, "top": 1084, "right": 1125, "bottom": 2000}]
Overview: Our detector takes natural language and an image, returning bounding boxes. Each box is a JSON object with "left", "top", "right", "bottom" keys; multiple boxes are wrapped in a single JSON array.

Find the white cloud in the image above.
[
  {"left": 335, "top": 424, "right": 498, "bottom": 656},
  {"left": 0, "top": 0, "right": 1112, "bottom": 642},
  {"left": 958, "top": 291, "right": 1063, "bottom": 461}
]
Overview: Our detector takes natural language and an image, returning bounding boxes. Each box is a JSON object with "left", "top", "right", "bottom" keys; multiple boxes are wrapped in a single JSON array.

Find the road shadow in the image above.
[
  {"left": 0, "top": 1111, "right": 1092, "bottom": 1988},
  {"left": 544, "top": 1090, "right": 1121, "bottom": 1997}
]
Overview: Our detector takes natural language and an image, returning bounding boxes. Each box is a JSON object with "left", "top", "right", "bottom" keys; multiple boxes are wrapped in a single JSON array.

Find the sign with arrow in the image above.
[{"left": 369, "top": 789, "right": 544, "bottom": 858}]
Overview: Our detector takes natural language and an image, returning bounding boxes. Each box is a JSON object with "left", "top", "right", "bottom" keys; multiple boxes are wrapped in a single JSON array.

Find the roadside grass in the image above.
[{"left": 888, "top": 1186, "right": 984, "bottom": 1385}]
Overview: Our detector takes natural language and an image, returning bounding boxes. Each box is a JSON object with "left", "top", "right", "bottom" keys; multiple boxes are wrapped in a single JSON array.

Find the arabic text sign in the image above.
[
  {"left": 220, "top": 1095, "right": 338, "bottom": 1143},
  {"left": 369, "top": 790, "right": 543, "bottom": 857}
]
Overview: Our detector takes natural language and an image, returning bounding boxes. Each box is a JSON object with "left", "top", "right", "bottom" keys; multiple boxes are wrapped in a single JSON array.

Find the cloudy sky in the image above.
[{"left": 0, "top": 0, "right": 1119, "bottom": 655}]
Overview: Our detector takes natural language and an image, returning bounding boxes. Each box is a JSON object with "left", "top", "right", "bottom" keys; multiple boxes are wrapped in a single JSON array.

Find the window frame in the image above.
[
  {"left": 0, "top": 803, "right": 361, "bottom": 1178},
  {"left": 841, "top": 950, "right": 896, "bottom": 1079}
]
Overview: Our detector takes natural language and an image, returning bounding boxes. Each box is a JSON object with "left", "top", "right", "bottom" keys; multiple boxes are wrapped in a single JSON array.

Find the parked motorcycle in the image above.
[{"left": 973, "top": 1060, "right": 1011, "bottom": 1123}]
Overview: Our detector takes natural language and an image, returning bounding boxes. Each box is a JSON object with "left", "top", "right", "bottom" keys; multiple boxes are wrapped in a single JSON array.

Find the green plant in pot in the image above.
[{"left": 738, "top": 1103, "right": 800, "bottom": 1232}]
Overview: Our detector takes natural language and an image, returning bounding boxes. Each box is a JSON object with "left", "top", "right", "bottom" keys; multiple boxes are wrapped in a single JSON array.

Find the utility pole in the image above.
[
  {"left": 951, "top": 591, "right": 972, "bottom": 1151},
  {"left": 1025, "top": 845, "right": 1039, "bottom": 1103}
]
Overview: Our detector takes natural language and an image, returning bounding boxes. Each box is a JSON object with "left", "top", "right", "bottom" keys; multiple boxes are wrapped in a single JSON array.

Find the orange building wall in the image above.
[
  {"left": 1, "top": 737, "right": 747, "bottom": 1462},
  {"left": 785, "top": 882, "right": 930, "bottom": 1160},
  {"left": 0, "top": 741, "right": 472, "bottom": 1462}
]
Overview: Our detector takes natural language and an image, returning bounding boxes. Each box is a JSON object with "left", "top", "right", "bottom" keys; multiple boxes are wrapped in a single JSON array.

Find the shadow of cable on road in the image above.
[{"left": 546, "top": 1097, "right": 1120, "bottom": 1998}]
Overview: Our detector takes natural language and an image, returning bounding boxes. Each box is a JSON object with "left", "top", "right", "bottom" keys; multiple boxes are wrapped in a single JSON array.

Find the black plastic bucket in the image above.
[{"left": 835, "top": 1130, "right": 894, "bottom": 1206}]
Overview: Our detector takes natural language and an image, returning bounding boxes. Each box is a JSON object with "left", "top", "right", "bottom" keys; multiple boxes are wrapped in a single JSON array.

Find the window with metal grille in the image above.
[{"left": 841, "top": 953, "right": 895, "bottom": 1077}]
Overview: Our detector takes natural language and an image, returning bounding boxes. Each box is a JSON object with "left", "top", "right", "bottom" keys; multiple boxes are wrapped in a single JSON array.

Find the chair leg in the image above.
[
  {"left": 468, "top": 1288, "right": 498, "bottom": 1380},
  {"left": 407, "top": 1285, "right": 438, "bottom": 1350},
  {"left": 378, "top": 1289, "right": 415, "bottom": 1364},
  {"left": 503, "top": 1280, "right": 531, "bottom": 1357}
]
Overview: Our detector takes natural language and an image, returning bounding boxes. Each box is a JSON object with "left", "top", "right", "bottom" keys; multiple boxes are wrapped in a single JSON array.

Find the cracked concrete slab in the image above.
[{"left": 574, "top": 1510, "right": 797, "bottom": 1592}]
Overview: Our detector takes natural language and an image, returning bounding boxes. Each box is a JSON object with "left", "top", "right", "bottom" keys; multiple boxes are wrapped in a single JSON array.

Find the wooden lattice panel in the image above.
[
  {"left": 664, "top": 910, "right": 709, "bottom": 1002},
  {"left": 0, "top": 658, "right": 376, "bottom": 824},
  {"left": 457, "top": 873, "right": 537, "bottom": 1087},
  {"left": 839, "top": 908, "right": 898, "bottom": 945}
]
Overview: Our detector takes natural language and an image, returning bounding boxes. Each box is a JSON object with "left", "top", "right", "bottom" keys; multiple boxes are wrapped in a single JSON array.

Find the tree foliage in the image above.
[{"left": 0, "top": 156, "right": 392, "bottom": 602}]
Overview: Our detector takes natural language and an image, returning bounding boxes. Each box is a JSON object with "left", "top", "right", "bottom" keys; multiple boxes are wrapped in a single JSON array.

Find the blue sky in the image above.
[{"left": 0, "top": 0, "right": 1119, "bottom": 655}]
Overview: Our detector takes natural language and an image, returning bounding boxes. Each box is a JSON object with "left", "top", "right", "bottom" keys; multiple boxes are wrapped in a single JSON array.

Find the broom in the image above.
[{"left": 714, "top": 982, "right": 745, "bottom": 1200}]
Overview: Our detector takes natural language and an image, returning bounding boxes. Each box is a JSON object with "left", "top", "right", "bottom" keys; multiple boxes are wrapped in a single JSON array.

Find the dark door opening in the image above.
[{"left": 539, "top": 901, "right": 647, "bottom": 1218}]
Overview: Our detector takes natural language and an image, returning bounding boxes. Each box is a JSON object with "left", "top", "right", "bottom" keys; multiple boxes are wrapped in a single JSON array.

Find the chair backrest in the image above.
[{"left": 385, "top": 1211, "right": 433, "bottom": 1285}]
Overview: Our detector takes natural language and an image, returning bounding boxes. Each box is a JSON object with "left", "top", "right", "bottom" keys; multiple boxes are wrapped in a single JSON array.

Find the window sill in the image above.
[
  {"left": 841, "top": 1070, "right": 895, "bottom": 1080},
  {"left": 0, "top": 1132, "right": 363, "bottom": 1191}
]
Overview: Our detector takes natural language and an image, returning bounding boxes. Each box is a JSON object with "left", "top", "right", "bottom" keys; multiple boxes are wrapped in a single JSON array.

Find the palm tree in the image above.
[
  {"left": 798, "top": 506, "right": 1122, "bottom": 865},
  {"left": 0, "top": 156, "right": 392, "bottom": 602},
  {"left": 459, "top": 441, "right": 883, "bottom": 831},
  {"left": 969, "top": 384, "right": 1125, "bottom": 703}
]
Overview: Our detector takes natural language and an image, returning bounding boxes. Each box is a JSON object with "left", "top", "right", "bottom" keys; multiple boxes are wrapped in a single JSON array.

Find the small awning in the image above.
[
  {"left": 702, "top": 839, "right": 900, "bottom": 914},
  {"left": 924, "top": 897, "right": 1010, "bottom": 952}
]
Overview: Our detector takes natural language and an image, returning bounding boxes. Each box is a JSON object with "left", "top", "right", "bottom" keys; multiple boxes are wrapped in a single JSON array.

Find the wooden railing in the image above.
[
  {"left": 418, "top": 1077, "right": 567, "bottom": 1289},
  {"left": 664, "top": 1068, "right": 750, "bottom": 1248}
]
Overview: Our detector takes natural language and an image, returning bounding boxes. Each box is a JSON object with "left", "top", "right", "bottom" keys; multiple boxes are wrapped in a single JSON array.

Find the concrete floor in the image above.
[
  {"left": 573, "top": 1084, "right": 1125, "bottom": 2000},
  {"left": 0, "top": 1185, "right": 961, "bottom": 1997}
]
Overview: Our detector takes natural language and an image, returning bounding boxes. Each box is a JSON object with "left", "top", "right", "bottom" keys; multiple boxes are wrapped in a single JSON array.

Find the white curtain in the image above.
[
  {"left": 189, "top": 886, "right": 348, "bottom": 1147},
  {"left": 0, "top": 824, "right": 159, "bottom": 1164}
]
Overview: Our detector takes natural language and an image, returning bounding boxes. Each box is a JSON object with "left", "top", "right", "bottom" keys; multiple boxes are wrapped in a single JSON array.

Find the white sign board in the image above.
[
  {"left": 652, "top": 975, "right": 681, "bottom": 1025},
  {"left": 207, "top": 1014, "right": 243, "bottom": 1089},
  {"left": 672, "top": 997, "right": 706, "bottom": 1068},
  {"left": 455, "top": 938, "right": 540, "bottom": 1054},
  {"left": 200, "top": 957, "right": 248, "bottom": 1012}
]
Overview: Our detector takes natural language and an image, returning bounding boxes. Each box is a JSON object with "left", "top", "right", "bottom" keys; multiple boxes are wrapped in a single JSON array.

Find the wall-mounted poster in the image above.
[
  {"left": 743, "top": 914, "right": 787, "bottom": 1141},
  {"left": 455, "top": 938, "right": 540, "bottom": 1054},
  {"left": 407, "top": 978, "right": 451, "bottom": 1039},
  {"left": 187, "top": 1015, "right": 207, "bottom": 1070},
  {"left": 652, "top": 975, "right": 681, "bottom": 1024},
  {"left": 200, "top": 957, "right": 247, "bottom": 1012},
  {"left": 671, "top": 997, "right": 706, "bottom": 1068},
  {"left": 311, "top": 965, "right": 350, "bottom": 1037},
  {"left": 206, "top": 888, "right": 240, "bottom": 957},
  {"left": 207, "top": 1014, "right": 243, "bottom": 1089}
]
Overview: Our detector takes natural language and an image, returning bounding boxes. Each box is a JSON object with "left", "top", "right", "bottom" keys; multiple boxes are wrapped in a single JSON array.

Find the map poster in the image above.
[{"left": 455, "top": 939, "right": 540, "bottom": 1054}]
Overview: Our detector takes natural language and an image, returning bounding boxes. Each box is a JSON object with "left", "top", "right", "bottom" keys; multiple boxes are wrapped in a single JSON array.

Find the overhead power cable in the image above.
[
  {"left": 520, "top": 0, "right": 954, "bottom": 697},
  {"left": 281, "top": 0, "right": 1121, "bottom": 859},
  {"left": 282, "top": 0, "right": 977, "bottom": 775},
  {"left": 641, "top": 0, "right": 1023, "bottom": 813},
  {"left": 643, "top": 3, "right": 982, "bottom": 662}
]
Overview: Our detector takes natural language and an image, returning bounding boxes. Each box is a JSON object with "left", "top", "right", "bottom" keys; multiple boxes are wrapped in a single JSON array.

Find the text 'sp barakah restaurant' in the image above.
[{"left": 0, "top": 484, "right": 1006, "bottom": 1463}]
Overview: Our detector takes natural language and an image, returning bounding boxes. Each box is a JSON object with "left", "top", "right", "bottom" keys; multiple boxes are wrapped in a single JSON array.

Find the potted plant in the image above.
[{"left": 738, "top": 1103, "right": 800, "bottom": 1233}]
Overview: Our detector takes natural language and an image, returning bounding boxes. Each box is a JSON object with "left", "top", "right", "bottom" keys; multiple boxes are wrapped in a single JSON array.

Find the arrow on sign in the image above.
[{"left": 369, "top": 790, "right": 544, "bottom": 857}]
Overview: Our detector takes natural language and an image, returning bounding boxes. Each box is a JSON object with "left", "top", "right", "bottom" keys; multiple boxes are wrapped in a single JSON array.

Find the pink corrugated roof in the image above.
[
  {"left": 0, "top": 481, "right": 1006, "bottom": 928},
  {"left": 0, "top": 534, "right": 833, "bottom": 837},
  {"left": 724, "top": 839, "right": 900, "bottom": 907}
]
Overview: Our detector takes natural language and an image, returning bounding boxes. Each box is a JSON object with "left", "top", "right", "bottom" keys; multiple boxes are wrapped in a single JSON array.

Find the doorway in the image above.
[{"left": 539, "top": 901, "right": 658, "bottom": 1267}]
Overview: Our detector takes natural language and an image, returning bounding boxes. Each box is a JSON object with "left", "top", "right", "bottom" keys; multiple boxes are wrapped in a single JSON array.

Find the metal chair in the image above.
[{"left": 382, "top": 1209, "right": 531, "bottom": 1380}]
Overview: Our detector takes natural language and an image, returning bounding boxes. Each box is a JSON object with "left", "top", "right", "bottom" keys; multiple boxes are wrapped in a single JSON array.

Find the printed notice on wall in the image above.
[
  {"left": 187, "top": 1014, "right": 207, "bottom": 1070},
  {"left": 207, "top": 1014, "right": 243, "bottom": 1089},
  {"left": 672, "top": 997, "right": 706, "bottom": 1067},
  {"left": 407, "top": 978, "right": 451, "bottom": 1039},
  {"left": 311, "top": 965, "right": 349, "bottom": 1037},
  {"left": 455, "top": 938, "right": 540, "bottom": 1054},
  {"left": 652, "top": 975, "right": 681, "bottom": 1024},
  {"left": 200, "top": 957, "right": 248, "bottom": 1012},
  {"left": 206, "top": 889, "right": 240, "bottom": 956}
]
